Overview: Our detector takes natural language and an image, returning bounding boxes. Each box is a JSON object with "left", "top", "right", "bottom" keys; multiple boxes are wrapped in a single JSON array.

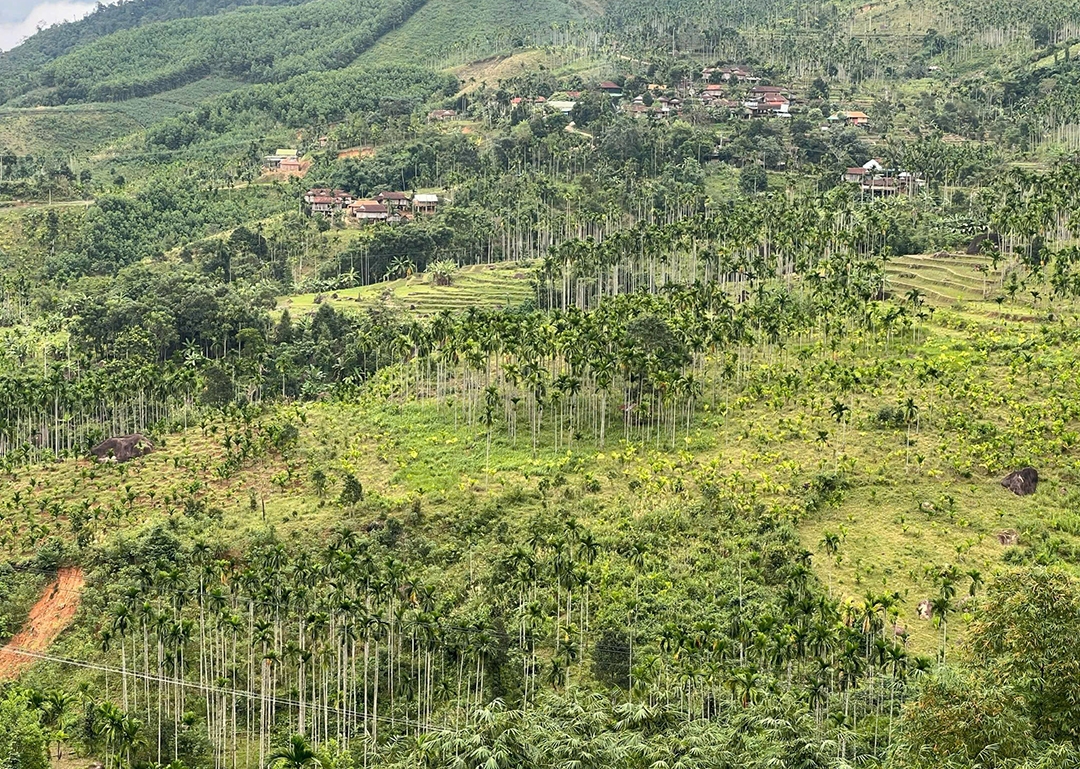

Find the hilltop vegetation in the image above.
[
  {"left": 23, "top": 0, "right": 426, "bottom": 106},
  {"left": 0, "top": 0, "right": 309, "bottom": 90}
]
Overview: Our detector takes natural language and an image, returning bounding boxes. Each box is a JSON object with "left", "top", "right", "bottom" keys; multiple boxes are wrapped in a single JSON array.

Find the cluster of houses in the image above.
[
  {"left": 842, "top": 160, "right": 925, "bottom": 195},
  {"left": 304, "top": 188, "right": 440, "bottom": 222},
  {"left": 627, "top": 94, "right": 684, "bottom": 117},
  {"left": 502, "top": 67, "right": 868, "bottom": 124},
  {"left": 613, "top": 67, "right": 797, "bottom": 121},
  {"left": 594, "top": 65, "right": 874, "bottom": 126}
]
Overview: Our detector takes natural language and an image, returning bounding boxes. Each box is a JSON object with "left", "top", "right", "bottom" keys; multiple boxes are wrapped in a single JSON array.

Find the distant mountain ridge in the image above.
[
  {"left": 0, "top": 0, "right": 309, "bottom": 97},
  {"left": 0, "top": 0, "right": 433, "bottom": 107}
]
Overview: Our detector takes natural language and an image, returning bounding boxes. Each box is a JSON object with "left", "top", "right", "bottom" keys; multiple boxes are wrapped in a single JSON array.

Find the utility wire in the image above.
[{"left": 3, "top": 644, "right": 461, "bottom": 735}]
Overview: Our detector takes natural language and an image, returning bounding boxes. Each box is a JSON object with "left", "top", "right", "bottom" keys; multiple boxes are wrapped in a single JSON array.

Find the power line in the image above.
[{"left": 3, "top": 644, "right": 459, "bottom": 735}]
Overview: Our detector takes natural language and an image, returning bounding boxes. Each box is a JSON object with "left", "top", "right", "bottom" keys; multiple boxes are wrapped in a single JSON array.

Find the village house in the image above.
[
  {"left": 828, "top": 110, "right": 871, "bottom": 127},
  {"left": 739, "top": 84, "right": 792, "bottom": 118},
  {"left": 703, "top": 65, "right": 755, "bottom": 82},
  {"left": 278, "top": 156, "right": 303, "bottom": 174},
  {"left": 412, "top": 193, "right": 439, "bottom": 215},
  {"left": 264, "top": 148, "right": 298, "bottom": 170},
  {"left": 656, "top": 96, "right": 683, "bottom": 115},
  {"left": 722, "top": 65, "right": 755, "bottom": 82},
  {"left": 428, "top": 109, "right": 458, "bottom": 121},
  {"left": 598, "top": 80, "right": 623, "bottom": 97},
  {"left": 843, "top": 167, "right": 868, "bottom": 184},
  {"left": 744, "top": 95, "right": 791, "bottom": 118},
  {"left": 349, "top": 200, "right": 390, "bottom": 223},
  {"left": 748, "top": 85, "right": 787, "bottom": 100},
  {"left": 304, "top": 188, "right": 353, "bottom": 215},
  {"left": 842, "top": 160, "right": 924, "bottom": 195},
  {"left": 375, "top": 191, "right": 412, "bottom": 212}
]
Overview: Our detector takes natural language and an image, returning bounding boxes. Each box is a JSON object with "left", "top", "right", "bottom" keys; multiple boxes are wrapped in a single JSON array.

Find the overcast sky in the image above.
[{"left": 0, "top": 0, "right": 110, "bottom": 52}]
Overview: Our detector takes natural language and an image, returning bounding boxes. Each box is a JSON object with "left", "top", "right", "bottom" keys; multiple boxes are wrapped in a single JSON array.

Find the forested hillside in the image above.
[
  {"left": 7, "top": 0, "right": 427, "bottom": 106},
  {"left": 3, "top": 0, "right": 1080, "bottom": 767},
  {"left": 0, "top": 0, "right": 312, "bottom": 100}
]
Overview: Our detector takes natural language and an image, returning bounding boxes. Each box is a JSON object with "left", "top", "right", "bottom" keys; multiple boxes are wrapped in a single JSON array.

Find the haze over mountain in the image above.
[{"left": 0, "top": 0, "right": 105, "bottom": 51}]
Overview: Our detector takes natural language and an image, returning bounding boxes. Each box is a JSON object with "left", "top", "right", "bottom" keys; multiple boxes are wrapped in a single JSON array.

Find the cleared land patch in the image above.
[{"left": 0, "top": 567, "right": 84, "bottom": 680}]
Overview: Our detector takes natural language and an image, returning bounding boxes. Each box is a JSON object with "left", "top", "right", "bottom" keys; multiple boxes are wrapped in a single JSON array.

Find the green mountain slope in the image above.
[
  {"left": 0, "top": 0, "right": 310, "bottom": 100},
  {"left": 146, "top": 65, "right": 458, "bottom": 151},
  {"left": 357, "top": 0, "right": 596, "bottom": 66},
  {"left": 6, "top": 0, "right": 429, "bottom": 107}
]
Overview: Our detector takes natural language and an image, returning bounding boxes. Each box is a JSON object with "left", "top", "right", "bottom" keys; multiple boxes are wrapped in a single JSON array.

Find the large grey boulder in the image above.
[
  {"left": 1001, "top": 467, "right": 1038, "bottom": 496},
  {"left": 90, "top": 434, "right": 154, "bottom": 463}
]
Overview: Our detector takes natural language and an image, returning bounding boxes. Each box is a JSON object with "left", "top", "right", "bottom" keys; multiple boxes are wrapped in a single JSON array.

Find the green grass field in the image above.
[
  {"left": 0, "top": 77, "right": 249, "bottom": 160},
  {"left": 281, "top": 261, "right": 538, "bottom": 316}
]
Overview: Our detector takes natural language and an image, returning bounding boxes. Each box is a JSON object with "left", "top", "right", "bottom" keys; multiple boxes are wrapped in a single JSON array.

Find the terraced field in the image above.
[
  {"left": 282, "top": 252, "right": 1035, "bottom": 331},
  {"left": 886, "top": 253, "right": 1000, "bottom": 303},
  {"left": 282, "top": 260, "right": 537, "bottom": 316}
]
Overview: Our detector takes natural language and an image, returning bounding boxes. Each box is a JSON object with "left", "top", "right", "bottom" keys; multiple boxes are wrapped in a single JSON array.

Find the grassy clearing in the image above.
[
  {"left": 0, "top": 109, "right": 144, "bottom": 157},
  {"left": 0, "top": 78, "right": 246, "bottom": 158},
  {"left": 849, "top": 0, "right": 943, "bottom": 37},
  {"left": 454, "top": 51, "right": 607, "bottom": 93}
]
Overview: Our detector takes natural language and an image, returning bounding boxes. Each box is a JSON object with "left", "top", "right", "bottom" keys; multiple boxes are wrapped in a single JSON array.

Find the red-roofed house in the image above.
[
  {"left": 844, "top": 167, "right": 868, "bottom": 184},
  {"left": 279, "top": 157, "right": 302, "bottom": 173},
  {"left": 749, "top": 85, "right": 787, "bottom": 100},
  {"left": 844, "top": 110, "right": 870, "bottom": 127},
  {"left": 305, "top": 188, "right": 353, "bottom": 215},
  {"left": 349, "top": 200, "right": 390, "bottom": 223}
]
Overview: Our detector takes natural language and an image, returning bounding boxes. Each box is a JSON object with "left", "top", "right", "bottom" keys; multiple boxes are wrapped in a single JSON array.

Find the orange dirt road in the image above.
[{"left": 0, "top": 567, "right": 84, "bottom": 680}]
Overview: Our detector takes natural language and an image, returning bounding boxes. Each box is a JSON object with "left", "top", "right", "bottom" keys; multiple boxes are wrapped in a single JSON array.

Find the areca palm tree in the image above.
[{"left": 268, "top": 735, "right": 322, "bottom": 769}]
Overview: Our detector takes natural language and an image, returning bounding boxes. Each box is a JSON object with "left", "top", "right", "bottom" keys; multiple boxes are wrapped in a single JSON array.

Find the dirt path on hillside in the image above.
[{"left": 0, "top": 567, "right": 84, "bottom": 680}]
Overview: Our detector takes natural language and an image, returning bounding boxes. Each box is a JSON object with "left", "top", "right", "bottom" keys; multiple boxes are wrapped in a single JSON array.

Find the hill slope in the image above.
[
  {"left": 0, "top": 0, "right": 310, "bottom": 99},
  {"left": 4, "top": 0, "right": 428, "bottom": 107},
  {"left": 357, "top": 0, "right": 595, "bottom": 66}
]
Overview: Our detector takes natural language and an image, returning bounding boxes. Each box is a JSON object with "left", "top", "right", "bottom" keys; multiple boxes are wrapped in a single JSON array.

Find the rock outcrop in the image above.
[
  {"left": 90, "top": 434, "right": 154, "bottom": 462},
  {"left": 1001, "top": 467, "right": 1038, "bottom": 496}
]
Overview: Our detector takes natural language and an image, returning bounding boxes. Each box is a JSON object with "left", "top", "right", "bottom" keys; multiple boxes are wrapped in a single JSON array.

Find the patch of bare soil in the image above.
[{"left": 0, "top": 567, "right": 84, "bottom": 680}]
